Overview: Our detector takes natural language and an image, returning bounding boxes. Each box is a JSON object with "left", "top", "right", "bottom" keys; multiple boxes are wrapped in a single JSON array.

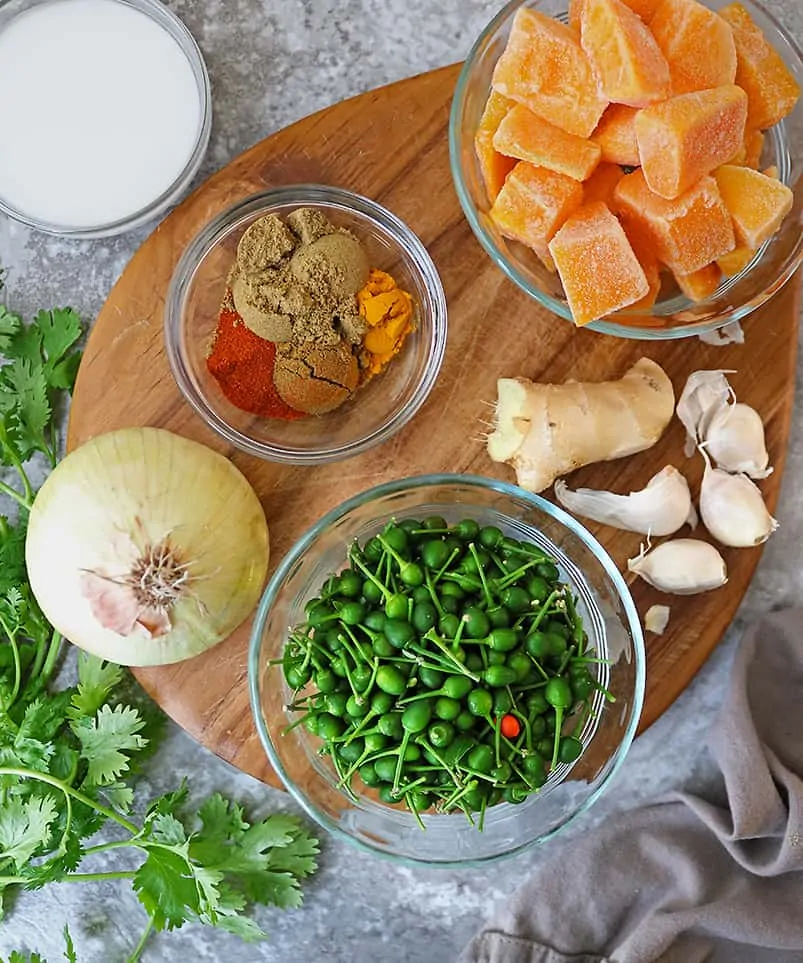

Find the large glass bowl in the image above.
[
  {"left": 249, "top": 474, "right": 645, "bottom": 867},
  {"left": 165, "top": 186, "right": 447, "bottom": 465},
  {"left": 449, "top": 0, "right": 803, "bottom": 340}
]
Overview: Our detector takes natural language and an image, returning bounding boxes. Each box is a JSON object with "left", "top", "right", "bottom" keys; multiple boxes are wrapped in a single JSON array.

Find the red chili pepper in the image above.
[{"left": 500, "top": 714, "right": 521, "bottom": 739}]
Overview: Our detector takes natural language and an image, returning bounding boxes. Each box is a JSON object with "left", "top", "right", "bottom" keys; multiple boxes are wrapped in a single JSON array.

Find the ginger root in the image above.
[{"left": 487, "top": 358, "right": 675, "bottom": 493}]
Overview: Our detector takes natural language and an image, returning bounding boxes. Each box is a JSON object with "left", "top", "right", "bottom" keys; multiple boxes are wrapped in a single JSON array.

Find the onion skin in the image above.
[{"left": 26, "top": 427, "right": 269, "bottom": 666}]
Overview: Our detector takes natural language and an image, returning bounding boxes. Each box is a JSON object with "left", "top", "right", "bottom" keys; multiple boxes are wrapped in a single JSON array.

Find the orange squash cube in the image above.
[
  {"left": 475, "top": 91, "right": 517, "bottom": 202},
  {"left": 490, "top": 161, "right": 584, "bottom": 270},
  {"left": 570, "top": 0, "right": 661, "bottom": 28},
  {"left": 649, "top": 0, "right": 737, "bottom": 94},
  {"left": 492, "top": 7, "right": 608, "bottom": 138},
  {"left": 548, "top": 201, "right": 649, "bottom": 325},
  {"left": 493, "top": 104, "right": 602, "bottom": 181},
  {"left": 622, "top": 220, "right": 663, "bottom": 309},
  {"left": 713, "top": 164, "right": 794, "bottom": 249},
  {"left": 717, "top": 245, "right": 756, "bottom": 276},
  {"left": 591, "top": 104, "right": 640, "bottom": 165},
  {"left": 720, "top": 3, "right": 801, "bottom": 129},
  {"left": 674, "top": 263, "right": 723, "bottom": 301},
  {"left": 635, "top": 85, "right": 748, "bottom": 199},
  {"left": 614, "top": 169, "right": 735, "bottom": 274},
  {"left": 583, "top": 162, "right": 626, "bottom": 206},
  {"left": 579, "top": 0, "right": 670, "bottom": 106},
  {"left": 762, "top": 164, "right": 778, "bottom": 179},
  {"left": 743, "top": 128, "right": 765, "bottom": 168}
]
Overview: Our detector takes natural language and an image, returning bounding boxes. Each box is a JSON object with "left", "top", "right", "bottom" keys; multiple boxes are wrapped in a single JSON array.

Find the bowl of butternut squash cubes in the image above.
[{"left": 449, "top": 0, "right": 802, "bottom": 339}]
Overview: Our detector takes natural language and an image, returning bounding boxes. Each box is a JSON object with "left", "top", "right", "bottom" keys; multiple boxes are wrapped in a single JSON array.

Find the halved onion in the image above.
[{"left": 26, "top": 427, "right": 269, "bottom": 666}]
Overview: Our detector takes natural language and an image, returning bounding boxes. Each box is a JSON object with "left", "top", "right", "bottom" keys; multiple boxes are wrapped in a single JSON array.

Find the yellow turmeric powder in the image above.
[{"left": 356, "top": 269, "right": 414, "bottom": 381}]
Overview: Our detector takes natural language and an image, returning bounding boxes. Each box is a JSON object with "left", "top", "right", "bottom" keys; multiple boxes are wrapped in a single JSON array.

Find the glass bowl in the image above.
[
  {"left": 165, "top": 186, "right": 447, "bottom": 465},
  {"left": 249, "top": 474, "right": 645, "bottom": 867},
  {"left": 0, "top": 0, "right": 211, "bottom": 239},
  {"left": 449, "top": 0, "right": 803, "bottom": 340}
]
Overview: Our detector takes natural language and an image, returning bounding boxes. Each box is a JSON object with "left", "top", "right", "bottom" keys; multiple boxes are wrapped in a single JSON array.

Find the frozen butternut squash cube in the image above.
[
  {"left": 719, "top": 3, "right": 801, "bottom": 129},
  {"left": 475, "top": 91, "right": 517, "bottom": 202},
  {"left": 717, "top": 245, "right": 756, "bottom": 276},
  {"left": 713, "top": 164, "right": 794, "bottom": 249},
  {"left": 649, "top": 0, "right": 737, "bottom": 94},
  {"left": 490, "top": 161, "right": 584, "bottom": 270},
  {"left": 583, "top": 162, "right": 626, "bottom": 206},
  {"left": 548, "top": 201, "right": 649, "bottom": 324},
  {"left": 635, "top": 85, "right": 748, "bottom": 199},
  {"left": 492, "top": 7, "right": 608, "bottom": 137},
  {"left": 579, "top": 0, "right": 670, "bottom": 106},
  {"left": 571, "top": 0, "right": 661, "bottom": 28},
  {"left": 591, "top": 104, "right": 640, "bottom": 165},
  {"left": 743, "top": 128, "right": 765, "bottom": 168},
  {"left": 674, "top": 263, "right": 723, "bottom": 301},
  {"left": 493, "top": 104, "right": 602, "bottom": 181},
  {"left": 614, "top": 169, "right": 736, "bottom": 274},
  {"left": 622, "top": 220, "right": 663, "bottom": 309}
]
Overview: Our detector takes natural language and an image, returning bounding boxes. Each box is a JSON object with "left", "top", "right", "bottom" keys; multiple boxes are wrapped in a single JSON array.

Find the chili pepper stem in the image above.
[{"left": 550, "top": 706, "right": 565, "bottom": 771}]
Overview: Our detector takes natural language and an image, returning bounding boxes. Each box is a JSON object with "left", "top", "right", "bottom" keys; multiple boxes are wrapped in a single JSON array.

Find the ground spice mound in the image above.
[{"left": 206, "top": 296, "right": 304, "bottom": 421}]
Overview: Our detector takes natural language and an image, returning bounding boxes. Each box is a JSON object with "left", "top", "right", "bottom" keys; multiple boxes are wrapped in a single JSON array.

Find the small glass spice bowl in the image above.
[
  {"left": 449, "top": 0, "right": 803, "bottom": 340},
  {"left": 164, "top": 186, "right": 447, "bottom": 465},
  {"left": 249, "top": 474, "right": 645, "bottom": 867}
]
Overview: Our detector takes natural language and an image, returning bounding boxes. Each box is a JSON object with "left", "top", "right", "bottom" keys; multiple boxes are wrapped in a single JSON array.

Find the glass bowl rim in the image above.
[
  {"left": 0, "top": 0, "right": 212, "bottom": 239},
  {"left": 247, "top": 471, "right": 647, "bottom": 868},
  {"left": 448, "top": 0, "right": 803, "bottom": 341},
  {"left": 164, "top": 184, "right": 449, "bottom": 466}
]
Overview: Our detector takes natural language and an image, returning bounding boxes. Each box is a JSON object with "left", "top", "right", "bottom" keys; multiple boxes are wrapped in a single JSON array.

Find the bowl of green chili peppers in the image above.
[{"left": 249, "top": 474, "right": 645, "bottom": 866}]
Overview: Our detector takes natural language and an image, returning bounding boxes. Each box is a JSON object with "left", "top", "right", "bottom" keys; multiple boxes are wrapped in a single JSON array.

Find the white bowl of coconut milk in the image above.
[{"left": 0, "top": 0, "right": 212, "bottom": 238}]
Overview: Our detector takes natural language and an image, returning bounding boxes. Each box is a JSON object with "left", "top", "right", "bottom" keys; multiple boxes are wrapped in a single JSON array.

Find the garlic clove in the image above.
[
  {"left": 628, "top": 539, "right": 728, "bottom": 595},
  {"left": 676, "top": 370, "right": 735, "bottom": 456},
  {"left": 644, "top": 604, "right": 671, "bottom": 635},
  {"left": 703, "top": 402, "right": 772, "bottom": 479},
  {"left": 554, "top": 466, "right": 694, "bottom": 536},
  {"left": 699, "top": 455, "right": 778, "bottom": 547}
]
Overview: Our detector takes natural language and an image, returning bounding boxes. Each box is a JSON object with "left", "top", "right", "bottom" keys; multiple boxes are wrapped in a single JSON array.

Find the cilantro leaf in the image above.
[
  {"left": 62, "top": 925, "right": 76, "bottom": 963},
  {"left": 67, "top": 655, "right": 123, "bottom": 722},
  {"left": 34, "top": 309, "right": 82, "bottom": 376},
  {"left": 4, "top": 953, "right": 47, "bottom": 963},
  {"left": 133, "top": 846, "right": 200, "bottom": 931},
  {"left": 0, "top": 307, "right": 21, "bottom": 354},
  {"left": 0, "top": 794, "right": 58, "bottom": 870},
  {"left": 148, "top": 813, "right": 186, "bottom": 847},
  {"left": 2, "top": 359, "right": 50, "bottom": 460},
  {"left": 72, "top": 704, "right": 147, "bottom": 786}
]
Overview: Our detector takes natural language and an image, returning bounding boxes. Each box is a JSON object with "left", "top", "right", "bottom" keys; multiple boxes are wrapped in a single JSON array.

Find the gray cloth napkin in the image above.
[{"left": 457, "top": 608, "right": 803, "bottom": 963}]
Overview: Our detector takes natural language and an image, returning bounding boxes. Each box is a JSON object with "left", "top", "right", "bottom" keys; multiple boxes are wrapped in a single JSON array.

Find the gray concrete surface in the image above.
[{"left": 0, "top": 1, "right": 801, "bottom": 960}]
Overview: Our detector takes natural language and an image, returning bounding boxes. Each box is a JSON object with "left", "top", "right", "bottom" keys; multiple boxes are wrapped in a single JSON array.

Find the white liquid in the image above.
[{"left": 0, "top": 0, "right": 203, "bottom": 228}]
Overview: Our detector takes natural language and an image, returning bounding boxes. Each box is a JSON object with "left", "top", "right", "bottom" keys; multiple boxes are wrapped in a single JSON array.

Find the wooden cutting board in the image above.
[{"left": 67, "top": 64, "right": 800, "bottom": 787}]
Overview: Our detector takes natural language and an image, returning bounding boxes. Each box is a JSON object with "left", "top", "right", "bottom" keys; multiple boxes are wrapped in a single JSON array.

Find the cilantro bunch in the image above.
[{"left": 0, "top": 296, "right": 319, "bottom": 961}]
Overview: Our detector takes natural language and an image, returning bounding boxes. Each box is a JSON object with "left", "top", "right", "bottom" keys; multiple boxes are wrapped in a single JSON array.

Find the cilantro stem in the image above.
[
  {"left": 64, "top": 870, "right": 137, "bottom": 882},
  {"left": 83, "top": 839, "right": 136, "bottom": 857},
  {"left": 127, "top": 918, "right": 155, "bottom": 963},
  {"left": 0, "top": 767, "right": 139, "bottom": 834},
  {"left": 38, "top": 628, "right": 63, "bottom": 687},
  {"left": 0, "top": 478, "right": 30, "bottom": 511}
]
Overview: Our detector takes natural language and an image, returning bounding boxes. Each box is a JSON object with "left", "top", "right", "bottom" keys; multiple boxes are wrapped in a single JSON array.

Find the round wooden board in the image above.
[{"left": 68, "top": 64, "right": 800, "bottom": 787}]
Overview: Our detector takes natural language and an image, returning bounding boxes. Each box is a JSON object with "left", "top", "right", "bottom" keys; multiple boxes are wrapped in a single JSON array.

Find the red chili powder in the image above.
[{"left": 206, "top": 301, "right": 304, "bottom": 421}]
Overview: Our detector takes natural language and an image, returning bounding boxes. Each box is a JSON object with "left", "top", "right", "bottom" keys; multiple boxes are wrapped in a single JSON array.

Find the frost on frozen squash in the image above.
[
  {"left": 674, "top": 262, "right": 723, "bottom": 301},
  {"left": 649, "top": 0, "right": 737, "bottom": 94},
  {"left": 490, "top": 161, "right": 584, "bottom": 270},
  {"left": 583, "top": 162, "right": 626, "bottom": 207},
  {"left": 579, "top": 0, "right": 670, "bottom": 107},
  {"left": 713, "top": 164, "right": 794, "bottom": 249},
  {"left": 614, "top": 169, "right": 736, "bottom": 274},
  {"left": 491, "top": 7, "right": 608, "bottom": 138},
  {"left": 547, "top": 201, "right": 649, "bottom": 325},
  {"left": 717, "top": 245, "right": 756, "bottom": 276},
  {"left": 591, "top": 104, "right": 641, "bottom": 166},
  {"left": 635, "top": 85, "right": 748, "bottom": 199},
  {"left": 493, "top": 104, "right": 602, "bottom": 181},
  {"left": 475, "top": 91, "right": 517, "bottom": 202},
  {"left": 719, "top": 3, "right": 801, "bottom": 130}
]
